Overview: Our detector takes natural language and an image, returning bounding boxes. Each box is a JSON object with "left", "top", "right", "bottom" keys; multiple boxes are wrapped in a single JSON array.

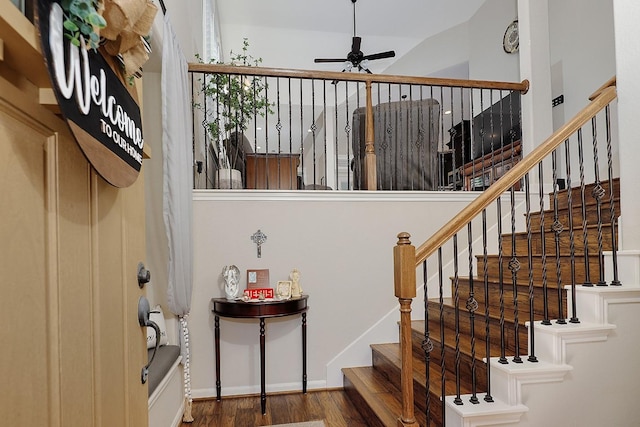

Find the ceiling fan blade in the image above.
[
  {"left": 351, "top": 36, "right": 362, "bottom": 54},
  {"left": 363, "top": 50, "right": 396, "bottom": 61},
  {"left": 314, "top": 58, "right": 348, "bottom": 63}
]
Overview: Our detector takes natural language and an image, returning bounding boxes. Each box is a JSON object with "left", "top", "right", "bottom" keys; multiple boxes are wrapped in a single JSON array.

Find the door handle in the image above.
[
  {"left": 137, "top": 262, "right": 151, "bottom": 288},
  {"left": 138, "top": 296, "right": 160, "bottom": 384}
]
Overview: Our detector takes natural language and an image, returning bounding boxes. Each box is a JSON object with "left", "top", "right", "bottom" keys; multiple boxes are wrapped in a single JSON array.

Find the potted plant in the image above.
[{"left": 196, "top": 39, "right": 273, "bottom": 188}]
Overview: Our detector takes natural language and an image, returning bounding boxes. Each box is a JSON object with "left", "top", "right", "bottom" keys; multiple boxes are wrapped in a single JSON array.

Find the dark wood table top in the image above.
[{"left": 212, "top": 295, "right": 308, "bottom": 319}]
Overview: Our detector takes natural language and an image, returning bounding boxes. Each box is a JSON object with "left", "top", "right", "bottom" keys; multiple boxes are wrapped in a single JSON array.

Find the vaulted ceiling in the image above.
[{"left": 215, "top": 0, "right": 487, "bottom": 73}]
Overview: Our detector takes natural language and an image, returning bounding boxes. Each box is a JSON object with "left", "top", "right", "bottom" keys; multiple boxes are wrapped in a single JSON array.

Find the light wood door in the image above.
[{"left": 0, "top": 76, "right": 148, "bottom": 425}]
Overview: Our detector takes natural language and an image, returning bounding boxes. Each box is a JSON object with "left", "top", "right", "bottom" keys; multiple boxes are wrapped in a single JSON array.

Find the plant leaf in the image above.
[{"left": 63, "top": 19, "right": 79, "bottom": 32}]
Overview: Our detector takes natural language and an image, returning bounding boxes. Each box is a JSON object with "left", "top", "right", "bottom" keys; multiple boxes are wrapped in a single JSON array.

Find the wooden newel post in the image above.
[
  {"left": 393, "top": 232, "right": 419, "bottom": 427},
  {"left": 364, "top": 80, "right": 377, "bottom": 190}
]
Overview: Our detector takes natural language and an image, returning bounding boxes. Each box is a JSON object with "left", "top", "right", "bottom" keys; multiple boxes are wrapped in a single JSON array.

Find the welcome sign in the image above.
[{"left": 37, "top": 0, "right": 144, "bottom": 188}]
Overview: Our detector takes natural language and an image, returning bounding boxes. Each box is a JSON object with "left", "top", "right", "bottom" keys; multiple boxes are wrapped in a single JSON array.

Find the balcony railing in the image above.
[{"left": 188, "top": 64, "right": 528, "bottom": 191}]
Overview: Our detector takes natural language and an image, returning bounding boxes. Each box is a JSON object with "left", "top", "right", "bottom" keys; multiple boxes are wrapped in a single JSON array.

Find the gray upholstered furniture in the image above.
[
  {"left": 147, "top": 345, "right": 180, "bottom": 397},
  {"left": 352, "top": 98, "right": 440, "bottom": 190}
]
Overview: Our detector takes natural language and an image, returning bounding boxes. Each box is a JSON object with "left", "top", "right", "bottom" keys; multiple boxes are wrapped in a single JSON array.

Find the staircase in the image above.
[{"left": 343, "top": 179, "right": 621, "bottom": 426}]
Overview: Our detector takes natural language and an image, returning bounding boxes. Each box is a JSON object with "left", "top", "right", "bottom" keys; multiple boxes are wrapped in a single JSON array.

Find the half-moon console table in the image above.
[{"left": 211, "top": 295, "right": 308, "bottom": 414}]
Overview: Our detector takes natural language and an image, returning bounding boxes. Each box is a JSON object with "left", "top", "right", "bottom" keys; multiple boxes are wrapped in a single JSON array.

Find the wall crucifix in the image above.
[{"left": 250, "top": 229, "right": 267, "bottom": 258}]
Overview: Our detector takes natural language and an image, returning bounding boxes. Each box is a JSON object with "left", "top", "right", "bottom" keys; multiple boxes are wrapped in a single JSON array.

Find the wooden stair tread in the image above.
[
  {"left": 539, "top": 195, "right": 620, "bottom": 211},
  {"left": 509, "top": 222, "right": 614, "bottom": 237},
  {"left": 481, "top": 253, "right": 599, "bottom": 259},
  {"left": 454, "top": 275, "right": 574, "bottom": 289},
  {"left": 429, "top": 297, "right": 531, "bottom": 324},
  {"left": 343, "top": 366, "right": 426, "bottom": 427},
  {"left": 410, "top": 320, "right": 500, "bottom": 361},
  {"left": 371, "top": 343, "right": 463, "bottom": 397}
]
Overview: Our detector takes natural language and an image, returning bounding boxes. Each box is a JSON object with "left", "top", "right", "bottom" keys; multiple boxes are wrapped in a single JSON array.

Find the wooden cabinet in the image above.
[{"left": 246, "top": 153, "right": 300, "bottom": 189}]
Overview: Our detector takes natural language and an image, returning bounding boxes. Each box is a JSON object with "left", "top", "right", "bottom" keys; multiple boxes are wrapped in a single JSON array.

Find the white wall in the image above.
[
  {"left": 217, "top": 24, "right": 412, "bottom": 73},
  {"left": 189, "top": 192, "right": 490, "bottom": 395},
  {"left": 549, "top": 0, "right": 618, "bottom": 184},
  {"left": 383, "top": 23, "right": 470, "bottom": 77},
  {"left": 614, "top": 0, "right": 640, "bottom": 253},
  {"left": 468, "top": 0, "right": 520, "bottom": 82},
  {"left": 549, "top": 0, "right": 616, "bottom": 121}
]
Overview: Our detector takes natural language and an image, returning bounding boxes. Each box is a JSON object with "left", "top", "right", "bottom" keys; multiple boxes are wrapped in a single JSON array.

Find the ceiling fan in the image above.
[{"left": 314, "top": 0, "right": 396, "bottom": 73}]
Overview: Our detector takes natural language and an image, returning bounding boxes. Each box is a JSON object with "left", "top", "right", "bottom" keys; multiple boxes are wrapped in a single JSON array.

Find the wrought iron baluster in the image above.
[
  {"left": 577, "top": 128, "right": 593, "bottom": 286},
  {"left": 344, "top": 82, "right": 352, "bottom": 190},
  {"left": 539, "top": 163, "right": 551, "bottom": 325},
  {"left": 407, "top": 84, "right": 414, "bottom": 190},
  {"left": 605, "top": 105, "right": 621, "bottom": 286},
  {"left": 524, "top": 174, "right": 538, "bottom": 362},
  {"left": 333, "top": 82, "right": 339, "bottom": 189},
  {"left": 429, "top": 85, "right": 437, "bottom": 190},
  {"left": 190, "top": 73, "right": 198, "bottom": 185},
  {"left": 322, "top": 80, "right": 328, "bottom": 189},
  {"left": 288, "top": 78, "right": 293, "bottom": 164},
  {"left": 509, "top": 186, "right": 523, "bottom": 361},
  {"left": 497, "top": 198, "right": 508, "bottom": 364},
  {"left": 275, "top": 77, "right": 282, "bottom": 187},
  {"left": 438, "top": 248, "right": 447, "bottom": 425},
  {"left": 590, "top": 117, "right": 607, "bottom": 286},
  {"left": 488, "top": 91, "right": 497, "bottom": 186},
  {"left": 453, "top": 234, "right": 463, "bottom": 405},
  {"left": 459, "top": 86, "right": 467, "bottom": 190},
  {"left": 310, "top": 79, "right": 317, "bottom": 188},
  {"left": 565, "top": 140, "right": 580, "bottom": 323},
  {"left": 467, "top": 223, "right": 479, "bottom": 403},
  {"left": 449, "top": 86, "right": 457, "bottom": 190},
  {"left": 482, "top": 209, "right": 494, "bottom": 401},
  {"left": 475, "top": 90, "right": 486, "bottom": 191},
  {"left": 254, "top": 76, "right": 265, "bottom": 187},
  {"left": 422, "top": 261, "right": 433, "bottom": 426},
  {"left": 299, "top": 78, "right": 304, "bottom": 186},
  {"left": 551, "top": 149, "right": 566, "bottom": 324}
]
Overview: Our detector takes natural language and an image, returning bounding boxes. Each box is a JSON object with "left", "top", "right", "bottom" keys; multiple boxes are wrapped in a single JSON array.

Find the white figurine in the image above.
[
  {"left": 290, "top": 268, "right": 302, "bottom": 297},
  {"left": 222, "top": 265, "right": 240, "bottom": 300}
]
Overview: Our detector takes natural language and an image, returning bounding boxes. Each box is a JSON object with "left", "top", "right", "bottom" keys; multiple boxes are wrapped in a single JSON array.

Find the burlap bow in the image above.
[{"left": 101, "top": 0, "right": 158, "bottom": 77}]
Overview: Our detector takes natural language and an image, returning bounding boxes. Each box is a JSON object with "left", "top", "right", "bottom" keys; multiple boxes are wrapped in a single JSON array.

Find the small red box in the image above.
[{"left": 244, "top": 288, "right": 274, "bottom": 300}]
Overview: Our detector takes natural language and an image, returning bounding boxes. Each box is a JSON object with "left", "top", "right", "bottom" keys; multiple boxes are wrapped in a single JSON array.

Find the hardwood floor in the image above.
[{"left": 181, "top": 390, "right": 368, "bottom": 427}]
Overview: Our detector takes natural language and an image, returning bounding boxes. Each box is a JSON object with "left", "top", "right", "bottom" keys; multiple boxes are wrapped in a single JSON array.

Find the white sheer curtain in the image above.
[{"left": 161, "top": 11, "right": 194, "bottom": 422}]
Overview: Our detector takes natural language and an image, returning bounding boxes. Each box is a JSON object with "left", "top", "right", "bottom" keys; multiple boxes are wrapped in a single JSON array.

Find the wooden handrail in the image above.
[
  {"left": 414, "top": 85, "right": 617, "bottom": 266},
  {"left": 589, "top": 76, "right": 616, "bottom": 101},
  {"left": 188, "top": 63, "right": 530, "bottom": 93}
]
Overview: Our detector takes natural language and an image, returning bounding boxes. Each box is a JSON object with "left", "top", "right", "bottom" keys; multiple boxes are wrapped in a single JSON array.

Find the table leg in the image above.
[
  {"left": 215, "top": 315, "right": 221, "bottom": 401},
  {"left": 302, "top": 311, "right": 307, "bottom": 393},
  {"left": 260, "top": 317, "right": 266, "bottom": 415}
]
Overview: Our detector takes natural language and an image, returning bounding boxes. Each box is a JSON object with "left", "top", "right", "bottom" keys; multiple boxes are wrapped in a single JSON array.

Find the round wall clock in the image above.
[{"left": 503, "top": 20, "right": 519, "bottom": 54}]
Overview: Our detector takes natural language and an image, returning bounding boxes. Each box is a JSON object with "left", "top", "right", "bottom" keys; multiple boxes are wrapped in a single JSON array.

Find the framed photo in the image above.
[
  {"left": 247, "top": 269, "right": 269, "bottom": 289},
  {"left": 276, "top": 281, "right": 292, "bottom": 300}
]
